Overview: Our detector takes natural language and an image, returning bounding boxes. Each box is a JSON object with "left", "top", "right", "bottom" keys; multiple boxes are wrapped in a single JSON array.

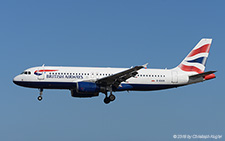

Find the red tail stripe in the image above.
[
  {"left": 179, "top": 64, "right": 203, "bottom": 74},
  {"left": 188, "top": 44, "right": 210, "bottom": 57}
]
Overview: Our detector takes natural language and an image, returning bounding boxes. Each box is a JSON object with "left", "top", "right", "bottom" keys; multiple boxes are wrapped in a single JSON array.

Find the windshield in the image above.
[{"left": 21, "top": 71, "right": 31, "bottom": 75}]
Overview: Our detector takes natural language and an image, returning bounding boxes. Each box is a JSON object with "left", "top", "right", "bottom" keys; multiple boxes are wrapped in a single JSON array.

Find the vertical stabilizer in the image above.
[{"left": 175, "top": 38, "right": 212, "bottom": 74}]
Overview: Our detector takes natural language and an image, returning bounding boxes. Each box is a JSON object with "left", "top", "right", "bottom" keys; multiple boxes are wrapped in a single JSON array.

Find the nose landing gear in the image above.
[{"left": 37, "top": 88, "right": 43, "bottom": 101}]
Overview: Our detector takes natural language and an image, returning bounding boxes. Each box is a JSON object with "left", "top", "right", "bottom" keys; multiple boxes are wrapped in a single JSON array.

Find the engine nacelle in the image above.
[
  {"left": 77, "top": 82, "right": 100, "bottom": 93},
  {"left": 71, "top": 89, "right": 99, "bottom": 97},
  {"left": 71, "top": 82, "right": 100, "bottom": 98}
]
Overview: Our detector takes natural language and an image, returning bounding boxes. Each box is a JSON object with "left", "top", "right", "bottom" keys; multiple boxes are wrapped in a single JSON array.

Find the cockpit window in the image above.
[{"left": 21, "top": 71, "right": 31, "bottom": 75}]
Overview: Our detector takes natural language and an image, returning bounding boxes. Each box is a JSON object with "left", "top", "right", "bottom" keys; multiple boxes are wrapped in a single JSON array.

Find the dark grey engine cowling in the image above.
[{"left": 71, "top": 82, "right": 100, "bottom": 98}]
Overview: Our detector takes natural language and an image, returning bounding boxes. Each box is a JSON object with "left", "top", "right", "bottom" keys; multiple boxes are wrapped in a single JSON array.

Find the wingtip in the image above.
[{"left": 143, "top": 63, "right": 148, "bottom": 69}]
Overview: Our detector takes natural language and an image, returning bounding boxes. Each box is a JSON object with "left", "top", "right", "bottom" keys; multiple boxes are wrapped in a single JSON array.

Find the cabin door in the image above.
[
  {"left": 37, "top": 65, "right": 45, "bottom": 80},
  {"left": 171, "top": 71, "right": 178, "bottom": 83}
]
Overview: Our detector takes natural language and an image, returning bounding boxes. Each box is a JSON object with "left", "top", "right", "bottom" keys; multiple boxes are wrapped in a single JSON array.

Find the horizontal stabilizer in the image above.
[{"left": 189, "top": 71, "right": 216, "bottom": 79}]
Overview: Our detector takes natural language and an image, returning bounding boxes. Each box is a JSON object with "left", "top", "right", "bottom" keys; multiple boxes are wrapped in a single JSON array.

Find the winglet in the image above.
[{"left": 142, "top": 63, "right": 148, "bottom": 69}]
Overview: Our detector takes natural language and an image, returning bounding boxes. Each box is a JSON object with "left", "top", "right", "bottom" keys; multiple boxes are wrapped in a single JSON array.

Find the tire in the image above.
[
  {"left": 109, "top": 94, "right": 116, "bottom": 101},
  {"left": 38, "top": 96, "right": 42, "bottom": 101},
  {"left": 104, "top": 97, "right": 110, "bottom": 104}
]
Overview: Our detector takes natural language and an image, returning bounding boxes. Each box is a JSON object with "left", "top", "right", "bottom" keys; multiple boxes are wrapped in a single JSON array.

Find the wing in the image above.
[{"left": 96, "top": 63, "right": 148, "bottom": 88}]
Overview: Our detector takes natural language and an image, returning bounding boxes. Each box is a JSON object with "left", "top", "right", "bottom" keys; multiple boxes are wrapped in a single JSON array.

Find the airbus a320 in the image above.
[{"left": 13, "top": 38, "right": 216, "bottom": 104}]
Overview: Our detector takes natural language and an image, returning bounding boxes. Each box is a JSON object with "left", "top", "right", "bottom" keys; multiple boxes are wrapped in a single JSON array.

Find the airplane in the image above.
[{"left": 13, "top": 38, "right": 216, "bottom": 104}]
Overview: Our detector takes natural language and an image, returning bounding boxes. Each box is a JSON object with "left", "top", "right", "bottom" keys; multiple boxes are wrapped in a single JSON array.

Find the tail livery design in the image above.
[{"left": 178, "top": 38, "right": 212, "bottom": 74}]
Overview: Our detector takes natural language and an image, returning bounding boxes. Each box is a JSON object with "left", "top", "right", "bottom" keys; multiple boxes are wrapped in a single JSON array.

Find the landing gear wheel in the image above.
[
  {"left": 38, "top": 96, "right": 42, "bottom": 101},
  {"left": 104, "top": 97, "right": 110, "bottom": 104},
  {"left": 109, "top": 94, "right": 116, "bottom": 101},
  {"left": 38, "top": 88, "right": 43, "bottom": 101}
]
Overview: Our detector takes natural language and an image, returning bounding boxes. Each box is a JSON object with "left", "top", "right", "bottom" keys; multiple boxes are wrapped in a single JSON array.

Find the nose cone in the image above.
[{"left": 13, "top": 75, "right": 22, "bottom": 85}]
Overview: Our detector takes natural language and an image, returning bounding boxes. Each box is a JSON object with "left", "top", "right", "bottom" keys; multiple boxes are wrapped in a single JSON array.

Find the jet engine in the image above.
[{"left": 71, "top": 82, "right": 100, "bottom": 97}]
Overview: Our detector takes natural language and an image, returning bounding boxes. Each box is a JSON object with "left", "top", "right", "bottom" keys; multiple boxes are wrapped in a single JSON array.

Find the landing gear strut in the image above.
[
  {"left": 103, "top": 86, "right": 116, "bottom": 104},
  {"left": 38, "top": 88, "right": 43, "bottom": 101}
]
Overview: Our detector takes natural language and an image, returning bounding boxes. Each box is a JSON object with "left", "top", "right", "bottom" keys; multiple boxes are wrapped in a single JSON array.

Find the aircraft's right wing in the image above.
[{"left": 96, "top": 63, "right": 148, "bottom": 89}]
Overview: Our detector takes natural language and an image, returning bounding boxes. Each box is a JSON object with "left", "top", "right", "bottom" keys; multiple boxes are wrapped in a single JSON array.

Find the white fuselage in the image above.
[{"left": 13, "top": 66, "right": 190, "bottom": 91}]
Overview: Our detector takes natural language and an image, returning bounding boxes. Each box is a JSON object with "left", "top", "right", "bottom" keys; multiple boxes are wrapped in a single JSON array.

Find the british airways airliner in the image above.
[{"left": 13, "top": 39, "right": 216, "bottom": 104}]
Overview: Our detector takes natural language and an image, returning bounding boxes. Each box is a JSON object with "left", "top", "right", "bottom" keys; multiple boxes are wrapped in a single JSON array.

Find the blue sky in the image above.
[{"left": 0, "top": 0, "right": 224, "bottom": 140}]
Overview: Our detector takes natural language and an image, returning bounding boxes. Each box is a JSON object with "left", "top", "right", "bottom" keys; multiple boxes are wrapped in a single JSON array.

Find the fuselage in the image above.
[{"left": 13, "top": 66, "right": 187, "bottom": 91}]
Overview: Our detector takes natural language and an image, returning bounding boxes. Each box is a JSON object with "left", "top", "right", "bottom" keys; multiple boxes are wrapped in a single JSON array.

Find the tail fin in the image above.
[{"left": 176, "top": 38, "right": 212, "bottom": 74}]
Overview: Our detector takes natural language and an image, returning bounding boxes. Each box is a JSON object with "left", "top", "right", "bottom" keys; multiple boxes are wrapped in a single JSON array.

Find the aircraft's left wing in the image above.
[{"left": 96, "top": 63, "right": 148, "bottom": 88}]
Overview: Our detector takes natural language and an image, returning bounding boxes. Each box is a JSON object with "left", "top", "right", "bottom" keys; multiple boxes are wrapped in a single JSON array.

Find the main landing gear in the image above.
[
  {"left": 38, "top": 88, "right": 43, "bottom": 101},
  {"left": 103, "top": 87, "right": 116, "bottom": 104}
]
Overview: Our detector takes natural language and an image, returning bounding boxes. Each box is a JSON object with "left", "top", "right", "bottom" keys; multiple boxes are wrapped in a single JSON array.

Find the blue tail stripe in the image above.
[{"left": 187, "top": 57, "right": 205, "bottom": 64}]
